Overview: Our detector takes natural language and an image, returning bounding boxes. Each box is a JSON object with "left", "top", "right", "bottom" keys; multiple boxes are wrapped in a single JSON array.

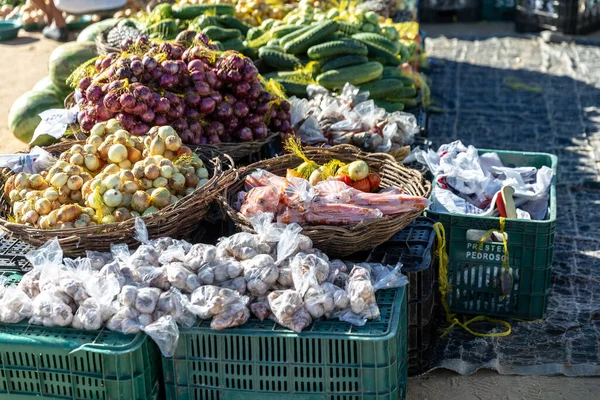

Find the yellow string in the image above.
[
  {"left": 503, "top": 77, "right": 543, "bottom": 93},
  {"left": 476, "top": 217, "right": 512, "bottom": 299},
  {"left": 433, "top": 222, "right": 512, "bottom": 338}
]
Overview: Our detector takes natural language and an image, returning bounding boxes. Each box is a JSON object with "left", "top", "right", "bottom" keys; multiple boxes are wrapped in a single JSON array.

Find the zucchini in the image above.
[
  {"left": 247, "top": 27, "right": 264, "bottom": 41},
  {"left": 352, "top": 32, "right": 401, "bottom": 55},
  {"left": 307, "top": 40, "right": 368, "bottom": 59},
  {"left": 259, "top": 48, "right": 303, "bottom": 70},
  {"left": 316, "top": 61, "right": 383, "bottom": 90},
  {"left": 172, "top": 4, "right": 235, "bottom": 19},
  {"left": 354, "top": 38, "right": 401, "bottom": 66},
  {"left": 279, "top": 24, "right": 312, "bottom": 47},
  {"left": 272, "top": 24, "right": 304, "bottom": 38},
  {"left": 320, "top": 55, "right": 369, "bottom": 72},
  {"left": 384, "top": 87, "right": 418, "bottom": 102},
  {"left": 218, "top": 15, "right": 251, "bottom": 36},
  {"left": 358, "top": 79, "right": 406, "bottom": 100},
  {"left": 283, "top": 21, "right": 338, "bottom": 55},
  {"left": 374, "top": 100, "right": 405, "bottom": 112},
  {"left": 221, "top": 38, "right": 246, "bottom": 52},
  {"left": 202, "top": 26, "right": 241, "bottom": 42}
]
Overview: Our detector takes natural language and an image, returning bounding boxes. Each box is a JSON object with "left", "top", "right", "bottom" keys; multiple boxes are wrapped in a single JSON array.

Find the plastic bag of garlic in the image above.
[{"left": 0, "top": 213, "right": 408, "bottom": 356}]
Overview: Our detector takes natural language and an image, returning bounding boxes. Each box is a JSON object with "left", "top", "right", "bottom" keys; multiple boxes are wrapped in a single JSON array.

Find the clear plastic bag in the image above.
[
  {"left": 164, "top": 262, "right": 199, "bottom": 293},
  {"left": 155, "top": 288, "right": 196, "bottom": 329},
  {"left": 211, "top": 300, "right": 250, "bottom": 330},
  {"left": 86, "top": 251, "right": 112, "bottom": 271},
  {"left": 218, "top": 232, "right": 271, "bottom": 261},
  {"left": 31, "top": 291, "right": 74, "bottom": 327},
  {"left": 242, "top": 254, "right": 279, "bottom": 296},
  {"left": 141, "top": 315, "right": 179, "bottom": 357},
  {"left": 184, "top": 243, "right": 217, "bottom": 272},
  {"left": 0, "top": 286, "right": 33, "bottom": 323},
  {"left": 106, "top": 306, "right": 141, "bottom": 334},
  {"left": 71, "top": 298, "right": 103, "bottom": 330},
  {"left": 291, "top": 252, "right": 330, "bottom": 296},
  {"left": 218, "top": 276, "right": 247, "bottom": 295},
  {"left": 303, "top": 286, "right": 334, "bottom": 319},
  {"left": 321, "top": 282, "right": 349, "bottom": 312},
  {"left": 346, "top": 265, "right": 379, "bottom": 320},
  {"left": 250, "top": 296, "right": 271, "bottom": 320},
  {"left": 135, "top": 287, "right": 161, "bottom": 314},
  {"left": 268, "top": 290, "right": 312, "bottom": 332}
]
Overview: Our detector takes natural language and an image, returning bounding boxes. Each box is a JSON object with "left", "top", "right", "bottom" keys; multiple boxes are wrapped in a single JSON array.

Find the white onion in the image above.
[{"left": 108, "top": 144, "right": 128, "bottom": 164}]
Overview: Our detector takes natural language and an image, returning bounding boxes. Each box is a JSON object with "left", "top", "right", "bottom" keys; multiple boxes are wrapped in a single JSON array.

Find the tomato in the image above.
[
  {"left": 351, "top": 178, "right": 371, "bottom": 192},
  {"left": 334, "top": 174, "right": 353, "bottom": 186},
  {"left": 367, "top": 172, "right": 381, "bottom": 192}
]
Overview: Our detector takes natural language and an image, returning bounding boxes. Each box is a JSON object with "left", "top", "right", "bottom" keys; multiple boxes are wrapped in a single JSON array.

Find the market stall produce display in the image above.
[{"left": 0, "top": 215, "right": 408, "bottom": 357}]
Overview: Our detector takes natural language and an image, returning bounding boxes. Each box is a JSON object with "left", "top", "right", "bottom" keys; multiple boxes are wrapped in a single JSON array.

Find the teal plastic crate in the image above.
[
  {"left": 0, "top": 271, "right": 162, "bottom": 400},
  {"left": 482, "top": 0, "right": 516, "bottom": 21},
  {"left": 426, "top": 149, "right": 557, "bottom": 320},
  {"left": 162, "top": 287, "right": 407, "bottom": 400}
]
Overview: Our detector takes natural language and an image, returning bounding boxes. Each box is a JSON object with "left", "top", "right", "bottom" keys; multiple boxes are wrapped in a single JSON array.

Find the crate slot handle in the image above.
[
  {"left": 475, "top": 217, "right": 513, "bottom": 299},
  {"left": 433, "top": 222, "right": 512, "bottom": 338}
]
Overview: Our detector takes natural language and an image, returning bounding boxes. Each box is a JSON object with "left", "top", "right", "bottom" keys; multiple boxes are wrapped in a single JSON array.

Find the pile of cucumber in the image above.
[{"left": 138, "top": 3, "right": 421, "bottom": 112}]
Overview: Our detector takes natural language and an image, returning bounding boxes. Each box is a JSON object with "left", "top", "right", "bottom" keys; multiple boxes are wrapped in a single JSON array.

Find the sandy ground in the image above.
[
  {"left": 0, "top": 25, "right": 599, "bottom": 400},
  {"left": 0, "top": 31, "right": 59, "bottom": 154}
]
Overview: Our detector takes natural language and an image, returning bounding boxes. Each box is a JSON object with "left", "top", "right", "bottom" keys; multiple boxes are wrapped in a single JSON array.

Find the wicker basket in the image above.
[
  {"left": 189, "top": 132, "right": 281, "bottom": 162},
  {"left": 221, "top": 144, "right": 431, "bottom": 257},
  {"left": 0, "top": 149, "right": 234, "bottom": 256},
  {"left": 96, "top": 27, "right": 120, "bottom": 56}
]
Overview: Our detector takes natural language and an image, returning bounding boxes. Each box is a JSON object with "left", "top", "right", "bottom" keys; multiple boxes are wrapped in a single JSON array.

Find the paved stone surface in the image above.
[{"left": 422, "top": 35, "right": 600, "bottom": 376}]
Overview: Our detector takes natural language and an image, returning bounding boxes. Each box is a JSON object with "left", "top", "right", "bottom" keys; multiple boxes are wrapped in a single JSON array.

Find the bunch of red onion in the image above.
[{"left": 76, "top": 32, "right": 292, "bottom": 144}]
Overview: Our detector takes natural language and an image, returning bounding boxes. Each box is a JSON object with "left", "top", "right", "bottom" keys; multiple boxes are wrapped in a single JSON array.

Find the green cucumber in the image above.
[
  {"left": 307, "top": 40, "right": 368, "bottom": 59},
  {"left": 384, "top": 87, "right": 418, "bottom": 101},
  {"left": 275, "top": 79, "right": 308, "bottom": 97},
  {"left": 283, "top": 21, "right": 338, "bottom": 55},
  {"left": 316, "top": 61, "right": 383, "bottom": 90},
  {"left": 279, "top": 24, "right": 313, "bottom": 47},
  {"left": 172, "top": 4, "right": 235, "bottom": 19},
  {"left": 320, "top": 55, "right": 369, "bottom": 72},
  {"left": 247, "top": 27, "right": 264, "bottom": 40},
  {"left": 354, "top": 38, "right": 401, "bottom": 65},
  {"left": 202, "top": 26, "right": 241, "bottom": 42},
  {"left": 272, "top": 24, "right": 304, "bottom": 38},
  {"left": 352, "top": 32, "right": 401, "bottom": 55},
  {"left": 381, "top": 66, "right": 415, "bottom": 86},
  {"left": 221, "top": 38, "right": 246, "bottom": 52},
  {"left": 259, "top": 48, "right": 303, "bottom": 70},
  {"left": 374, "top": 100, "right": 405, "bottom": 112},
  {"left": 358, "top": 79, "right": 406, "bottom": 100},
  {"left": 218, "top": 15, "right": 251, "bottom": 36}
]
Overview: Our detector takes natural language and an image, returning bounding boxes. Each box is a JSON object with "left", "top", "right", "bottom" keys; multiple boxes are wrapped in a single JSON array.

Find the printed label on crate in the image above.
[{"left": 464, "top": 241, "right": 506, "bottom": 263}]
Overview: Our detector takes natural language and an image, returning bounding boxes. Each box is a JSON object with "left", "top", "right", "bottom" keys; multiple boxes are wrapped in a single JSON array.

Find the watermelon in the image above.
[
  {"left": 77, "top": 18, "right": 119, "bottom": 43},
  {"left": 49, "top": 42, "right": 97, "bottom": 93},
  {"left": 32, "top": 76, "right": 68, "bottom": 100},
  {"left": 8, "top": 90, "right": 63, "bottom": 146}
]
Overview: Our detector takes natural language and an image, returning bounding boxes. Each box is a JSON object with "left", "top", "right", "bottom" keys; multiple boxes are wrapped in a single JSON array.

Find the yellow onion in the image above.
[
  {"left": 132, "top": 164, "right": 145, "bottom": 179},
  {"left": 24, "top": 191, "right": 37, "bottom": 200},
  {"left": 185, "top": 187, "right": 195, "bottom": 196},
  {"left": 146, "top": 188, "right": 155, "bottom": 197},
  {"left": 104, "top": 164, "right": 120, "bottom": 175},
  {"left": 127, "top": 147, "right": 142, "bottom": 163},
  {"left": 50, "top": 173, "right": 68, "bottom": 188},
  {"left": 80, "top": 172, "right": 92, "bottom": 182},
  {"left": 164, "top": 150, "right": 175, "bottom": 159},
  {"left": 140, "top": 178, "right": 153, "bottom": 190},
  {"left": 39, "top": 214, "right": 57, "bottom": 230},
  {"left": 151, "top": 187, "right": 171, "bottom": 208},
  {"left": 79, "top": 214, "right": 91, "bottom": 224},
  {"left": 103, "top": 174, "right": 121, "bottom": 191},
  {"left": 131, "top": 191, "right": 151, "bottom": 212},
  {"left": 57, "top": 204, "right": 82, "bottom": 222},
  {"left": 108, "top": 144, "right": 128, "bottom": 163},
  {"left": 70, "top": 190, "right": 83, "bottom": 203},
  {"left": 97, "top": 142, "right": 111, "bottom": 159},
  {"left": 84, "top": 154, "right": 100, "bottom": 171},
  {"left": 103, "top": 189, "right": 123, "bottom": 208},
  {"left": 19, "top": 189, "right": 28, "bottom": 200},
  {"left": 197, "top": 178, "right": 209, "bottom": 188},
  {"left": 160, "top": 165, "right": 174, "bottom": 179},
  {"left": 14, "top": 172, "right": 28, "bottom": 190},
  {"left": 73, "top": 220, "right": 87, "bottom": 228},
  {"left": 185, "top": 173, "right": 199, "bottom": 187},
  {"left": 149, "top": 136, "right": 166, "bottom": 156},
  {"left": 130, "top": 211, "right": 141, "bottom": 218},
  {"left": 159, "top": 159, "right": 173, "bottom": 167},
  {"left": 158, "top": 126, "right": 176, "bottom": 140},
  {"left": 101, "top": 215, "right": 116, "bottom": 224},
  {"left": 120, "top": 170, "right": 134, "bottom": 182},
  {"left": 28, "top": 174, "right": 44, "bottom": 188},
  {"left": 82, "top": 207, "right": 95, "bottom": 217},
  {"left": 64, "top": 165, "right": 81, "bottom": 176},
  {"left": 122, "top": 181, "right": 139, "bottom": 194},
  {"left": 170, "top": 173, "right": 185, "bottom": 189},
  {"left": 8, "top": 189, "right": 20, "bottom": 203},
  {"left": 83, "top": 144, "right": 96, "bottom": 154},
  {"left": 13, "top": 201, "right": 24, "bottom": 215},
  {"left": 105, "top": 119, "right": 122, "bottom": 134},
  {"left": 71, "top": 144, "right": 84, "bottom": 154},
  {"left": 114, "top": 207, "right": 131, "bottom": 222},
  {"left": 142, "top": 206, "right": 158, "bottom": 216},
  {"left": 34, "top": 198, "right": 52, "bottom": 215},
  {"left": 153, "top": 177, "right": 168, "bottom": 188},
  {"left": 87, "top": 135, "right": 103, "bottom": 150},
  {"left": 121, "top": 193, "right": 132, "bottom": 208},
  {"left": 22, "top": 210, "right": 39, "bottom": 225},
  {"left": 90, "top": 122, "right": 106, "bottom": 136},
  {"left": 118, "top": 160, "right": 132, "bottom": 170},
  {"left": 67, "top": 175, "right": 83, "bottom": 191},
  {"left": 196, "top": 167, "right": 209, "bottom": 179},
  {"left": 143, "top": 136, "right": 152, "bottom": 148},
  {"left": 165, "top": 135, "right": 182, "bottom": 152},
  {"left": 170, "top": 195, "right": 178, "bottom": 205},
  {"left": 44, "top": 187, "right": 59, "bottom": 201},
  {"left": 59, "top": 222, "right": 74, "bottom": 230},
  {"left": 144, "top": 164, "right": 160, "bottom": 180}
]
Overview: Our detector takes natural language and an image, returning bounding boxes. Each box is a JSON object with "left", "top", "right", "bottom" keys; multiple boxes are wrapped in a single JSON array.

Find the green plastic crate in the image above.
[
  {"left": 482, "top": 0, "right": 516, "bottom": 21},
  {"left": 425, "top": 149, "right": 557, "bottom": 320},
  {"left": 162, "top": 287, "right": 407, "bottom": 400},
  {"left": 0, "top": 271, "right": 162, "bottom": 400}
]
